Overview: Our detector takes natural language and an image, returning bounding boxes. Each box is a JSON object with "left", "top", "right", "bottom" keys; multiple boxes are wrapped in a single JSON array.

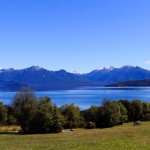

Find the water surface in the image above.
[{"left": 0, "top": 87, "right": 150, "bottom": 109}]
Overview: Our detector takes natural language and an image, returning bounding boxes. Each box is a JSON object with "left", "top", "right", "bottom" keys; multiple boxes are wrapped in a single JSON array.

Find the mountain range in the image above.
[{"left": 0, "top": 65, "right": 150, "bottom": 91}]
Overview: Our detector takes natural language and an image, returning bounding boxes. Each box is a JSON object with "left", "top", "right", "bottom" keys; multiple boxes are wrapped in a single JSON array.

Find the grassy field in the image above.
[{"left": 0, "top": 122, "right": 150, "bottom": 150}]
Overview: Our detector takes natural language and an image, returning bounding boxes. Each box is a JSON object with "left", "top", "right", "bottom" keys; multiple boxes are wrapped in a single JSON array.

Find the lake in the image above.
[{"left": 1, "top": 86, "right": 150, "bottom": 109}]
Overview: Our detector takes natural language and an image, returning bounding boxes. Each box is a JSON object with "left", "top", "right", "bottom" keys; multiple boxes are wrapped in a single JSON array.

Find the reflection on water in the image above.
[{"left": 0, "top": 86, "right": 150, "bottom": 109}]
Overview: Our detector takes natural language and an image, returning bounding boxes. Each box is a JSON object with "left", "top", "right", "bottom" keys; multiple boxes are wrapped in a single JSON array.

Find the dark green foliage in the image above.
[
  {"left": 30, "top": 98, "right": 63, "bottom": 133},
  {"left": 143, "top": 102, "right": 150, "bottom": 121},
  {"left": 131, "top": 100, "right": 143, "bottom": 121},
  {"left": 5, "top": 105, "right": 17, "bottom": 125},
  {"left": 60, "top": 103, "right": 81, "bottom": 129},
  {"left": 86, "top": 121, "right": 96, "bottom": 129},
  {"left": 30, "top": 97, "right": 53, "bottom": 133},
  {"left": 0, "top": 102, "right": 7, "bottom": 125},
  {"left": 119, "top": 100, "right": 133, "bottom": 122},
  {"left": 6, "top": 115, "right": 17, "bottom": 125},
  {"left": 82, "top": 100, "right": 124, "bottom": 128},
  {"left": 100, "top": 100, "right": 121, "bottom": 127},
  {"left": 50, "top": 105, "right": 63, "bottom": 133},
  {"left": 13, "top": 87, "right": 36, "bottom": 133},
  {"left": 13, "top": 88, "right": 63, "bottom": 133},
  {"left": 117, "top": 102, "right": 128, "bottom": 124},
  {"left": 82, "top": 106, "right": 99, "bottom": 123},
  {"left": 81, "top": 106, "right": 99, "bottom": 127},
  {"left": 119, "top": 99, "right": 143, "bottom": 122}
]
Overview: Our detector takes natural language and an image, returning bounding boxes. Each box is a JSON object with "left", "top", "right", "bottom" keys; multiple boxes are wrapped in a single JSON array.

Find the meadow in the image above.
[{"left": 0, "top": 122, "right": 150, "bottom": 150}]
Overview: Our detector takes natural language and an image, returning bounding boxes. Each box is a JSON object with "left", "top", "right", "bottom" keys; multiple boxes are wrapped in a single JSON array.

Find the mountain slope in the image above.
[
  {"left": 83, "top": 66, "right": 150, "bottom": 85},
  {"left": 1, "top": 65, "right": 150, "bottom": 91},
  {"left": 0, "top": 66, "right": 99, "bottom": 91}
]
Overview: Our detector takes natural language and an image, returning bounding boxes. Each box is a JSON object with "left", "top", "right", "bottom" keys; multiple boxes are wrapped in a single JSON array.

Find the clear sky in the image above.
[{"left": 0, "top": 0, "right": 150, "bottom": 73}]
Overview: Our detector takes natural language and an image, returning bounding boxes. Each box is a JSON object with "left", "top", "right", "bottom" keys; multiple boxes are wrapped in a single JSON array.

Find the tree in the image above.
[
  {"left": 5, "top": 105, "right": 17, "bottom": 125},
  {"left": 131, "top": 100, "right": 143, "bottom": 121},
  {"left": 30, "top": 97, "right": 53, "bottom": 133},
  {"left": 13, "top": 87, "right": 36, "bottom": 133},
  {"left": 100, "top": 100, "right": 121, "bottom": 128},
  {"left": 85, "top": 121, "right": 96, "bottom": 129},
  {"left": 29, "top": 97, "right": 63, "bottom": 133},
  {"left": 82, "top": 106, "right": 99, "bottom": 127},
  {"left": 60, "top": 103, "right": 81, "bottom": 128},
  {"left": 117, "top": 102, "right": 128, "bottom": 124},
  {"left": 119, "top": 100, "right": 133, "bottom": 122},
  {"left": 142, "top": 102, "right": 150, "bottom": 121},
  {"left": 0, "top": 102, "right": 7, "bottom": 125},
  {"left": 50, "top": 105, "right": 64, "bottom": 133}
]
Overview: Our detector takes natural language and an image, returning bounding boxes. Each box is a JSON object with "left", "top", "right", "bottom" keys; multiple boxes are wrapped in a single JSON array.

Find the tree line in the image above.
[{"left": 0, "top": 87, "right": 150, "bottom": 133}]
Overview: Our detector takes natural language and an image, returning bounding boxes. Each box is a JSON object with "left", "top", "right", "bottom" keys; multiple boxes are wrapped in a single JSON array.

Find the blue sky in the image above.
[{"left": 0, "top": 0, "right": 150, "bottom": 73}]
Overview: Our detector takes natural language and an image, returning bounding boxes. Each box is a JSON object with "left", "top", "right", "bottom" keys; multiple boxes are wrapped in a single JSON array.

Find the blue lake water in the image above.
[{"left": 1, "top": 86, "right": 150, "bottom": 109}]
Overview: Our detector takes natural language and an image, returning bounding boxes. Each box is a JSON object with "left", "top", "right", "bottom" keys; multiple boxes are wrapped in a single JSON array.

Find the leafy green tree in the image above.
[
  {"left": 30, "top": 97, "right": 53, "bottom": 133},
  {"left": 30, "top": 97, "right": 63, "bottom": 133},
  {"left": 0, "top": 102, "right": 7, "bottom": 125},
  {"left": 117, "top": 102, "right": 128, "bottom": 124},
  {"left": 100, "top": 100, "right": 121, "bottom": 127},
  {"left": 81, "top": 106, "right": 99, "bottom": 127},
  {"left": 5, "top": 105, "right": 17, "bottom": 125},
  {"left": 119, "top": 100, "right": 133, "bottom": 122},
  {"left": 85, "top": 121, "right": 96, "bottom": 129},
  {"left": 131, "top": 99, "right": 143, "bottom": 121},
  {"left": 142, "top": 102, "right": 150, "bottom": 121},
  {"left": 60, "top": 103, "right": 81, "bottom": 128},
  {"left": 50, "top": 105, "right": 64, "bottom": 133},
  {"left": 13, "top": 87, "right": 36, "bottom": 133}
]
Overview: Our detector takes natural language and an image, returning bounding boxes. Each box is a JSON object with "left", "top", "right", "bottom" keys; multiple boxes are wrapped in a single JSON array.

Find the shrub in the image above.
[
  {"left": 117, "top": 102, "right": 128, "bottom": 124},
  {"left": 100, "top": 100, "right": 121, "bottom": 128},
  {"left": 29, "top": 97, "right": 63, "bottom": 133},
  {"left": 6, "top": 115, "right": 17, "bottom": 125},
  {"left": 60, "top": 103, "right": 82, "bottom": 129},
  {"left": 13, "top": 87, "right": 37, "bottom": 133},
  {"left": 0, "top": 102, "right": 7, "bottom": 125},
  {"left": 82, "top": 106, "right": 99, "bottom": 127},
  {"left": 86, "top": 121, "right": 96, "bottom": 129}
]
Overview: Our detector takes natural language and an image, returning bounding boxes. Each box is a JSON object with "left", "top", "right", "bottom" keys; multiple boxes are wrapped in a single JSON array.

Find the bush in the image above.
[
  {"left": 82, "top": 106, "right": 99, "bottom": 127},
  {"left": 0, "top": 102, "right": 7, "bottom": 125},
  {"left": 117, "top": 102, "right": 128, "bottom": 124},
  {"left": 49, "top": 105, "right": 63, "bottom": 133},
  {"left": 131, "top": 100, "right": 143, "bottom": 121},
  {"left": 60, "top": 104, "right": 82, "bottom": 129},
  {"left": 13, "top": 92, "right": 64, "bottom": 134},
  {"left": 5, "top": 105, "right": 17, "bottom": 125},
  {"left": 13, "top": 87, "right": 36, "bottom": 133},
  {"left": 86, "top": 121, "right": 96, "bottom": 129},
  {"left": 100, "top": 100, "right": 121, "bottom": 128},
  {"left": 6, "top": 115, "right": 17, "bottom": 125}
]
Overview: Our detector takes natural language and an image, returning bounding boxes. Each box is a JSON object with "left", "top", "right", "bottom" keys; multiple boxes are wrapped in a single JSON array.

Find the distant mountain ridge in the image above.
[
  {"left": 0, "top": 66, "right": 99, "bottom": 91},
  {"left": 83, "top": 66, "right": 150, "bottom": 85},
  {"left": 106, "top": 79, "right": 150, "bottom": 87},
  {"left": 0, "top": 65, "right": 150, "bottom": 91}
]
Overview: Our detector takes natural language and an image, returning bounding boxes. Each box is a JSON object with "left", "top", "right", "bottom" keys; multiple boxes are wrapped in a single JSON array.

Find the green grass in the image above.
[{"left": 0, "top": 122, "right": 150, "bottom": 150}]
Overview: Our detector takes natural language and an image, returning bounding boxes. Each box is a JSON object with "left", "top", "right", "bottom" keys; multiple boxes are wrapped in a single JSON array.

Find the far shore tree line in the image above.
[{"left": 0, "top": 87, "right": 150, "bottom": 133}]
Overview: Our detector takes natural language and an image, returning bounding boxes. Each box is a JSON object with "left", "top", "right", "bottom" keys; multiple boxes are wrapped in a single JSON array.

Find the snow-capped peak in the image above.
[
  {"left": 98, "top": 66, "right": 115, "bottom": 71},
  {"left": 28, "top": 66, "right": 43, "bottom": 71},
  {"left": 69, "top": 70, "right": 80, "bottom": 74},
  {"left": 0, "top": 68, "right": 15, "bottom": 72}
]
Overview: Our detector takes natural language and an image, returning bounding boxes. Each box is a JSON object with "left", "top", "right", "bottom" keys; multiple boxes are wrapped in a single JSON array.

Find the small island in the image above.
[{"left": 106, "top": 79, "right": 150, "bottom": 87}]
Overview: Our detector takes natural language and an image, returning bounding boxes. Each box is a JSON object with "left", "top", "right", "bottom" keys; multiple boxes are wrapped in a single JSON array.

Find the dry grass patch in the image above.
[{"left": 0, "top": 125, "right": 21, "bottom": 132}]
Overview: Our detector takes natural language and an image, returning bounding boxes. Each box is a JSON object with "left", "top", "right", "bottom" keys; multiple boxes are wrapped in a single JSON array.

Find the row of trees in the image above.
[{"left": 0, "top": 88, "right": 150, "bottom": 133}]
